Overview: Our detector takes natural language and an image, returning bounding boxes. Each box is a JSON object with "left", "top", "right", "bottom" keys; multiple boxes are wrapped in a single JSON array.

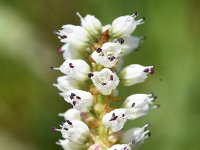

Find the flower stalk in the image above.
[{"left": 53, "top": 12, "right": 158, "bottom": 150}]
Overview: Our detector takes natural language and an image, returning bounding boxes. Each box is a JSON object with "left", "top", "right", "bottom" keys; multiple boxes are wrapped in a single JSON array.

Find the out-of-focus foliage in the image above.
[{"left": 0, "top": 0, "right": 200, "bottom": 150}]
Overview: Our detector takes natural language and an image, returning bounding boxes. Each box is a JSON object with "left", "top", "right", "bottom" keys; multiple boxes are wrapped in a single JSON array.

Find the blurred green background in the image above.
[{"left": 0, "top": 0, "right": 200, "bottom": 150}]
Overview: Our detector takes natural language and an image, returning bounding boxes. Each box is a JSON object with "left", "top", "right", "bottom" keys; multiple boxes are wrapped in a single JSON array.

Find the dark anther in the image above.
[
  {"left": 66, "top": 120, "right": 72, "bottom": 125},
  {"left": 117, "top": 38, "right": 124, "bottom": 44},
  {"left": 51, "top": 127, "right": 56, "bottom": 132},
  {"left": 88, "top": 72, "right": 94, "bottom": 78},
  {"left": 110, "top": 56, "right": 116, "bottom": 61},
  {"left": 149, "top": 67, "right": 155, "bottom": 74},
  {"left": 60, "top": 35, "right": 67, "bottom": 39},
  {"left": 70, "top": 93, "right": 76, "bottom": 99},
  {"left": 72, "top": 101, "right": 76, "bottom": 106},
  {"left": 110, "top": 75, "right": 113, "bottom": 81},
  {"left": 146, "top": 132, "right": 151, "bottom": 137},
  {"left": 96, "top": 48, "right": 102, "bottom": 53},
  {"left": 134, "top": 12, "right": 138, "bottom": 17},
  {"left": 122, "top": 114, "right": 125, "bottom": 117},
  {"left": 153, "top": 95, "right": 157, "bottom": 100},
  {"left": 50, "top": 66, "right": 55, "bottom": 70},
  {"left": 131, "top": 103, "right": 135, "bottom": 107},
  {"left": 143, "top": 68, "right": 149, "bottom": 73},
  {"left": 142, "top": 17, "right": 146, "bottom": 21},
  {"left": 76, "top": 96, "right": 81, "bottom": 99},
  {"left": 110, "top": 113, "right": 118, "bottom": 121},
  {"left": 102, "top": 83, "right": 107, "bottom": 86},
  {"left": 69, "top": 63, "right": 74, "bottom": 68}
]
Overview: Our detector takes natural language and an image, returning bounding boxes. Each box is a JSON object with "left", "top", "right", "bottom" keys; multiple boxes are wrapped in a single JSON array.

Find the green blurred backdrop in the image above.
[{"left": 0, "top": 0, "right": 200, "bottom": 150}]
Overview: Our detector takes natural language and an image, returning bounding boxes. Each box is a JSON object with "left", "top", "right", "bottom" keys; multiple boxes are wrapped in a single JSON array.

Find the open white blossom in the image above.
[
  {"left": 58, "top": 59, "right": 90, "bottom": 81},
  {"left": 119, "top": 36, "right": 140, "bottom": 56},
  {"left": 56, "top": 139, "right": 83, "bottom": 150},
  {"left": 90, "top": 68, "right": 119, "bottom": 95},
  {"left": 53, "top": 76, "right": 80, "bottom": 92},
  {"left": 91, "top": 42, "right": 121, "bottom": 68},
  {"left": 60, "top": 44, "right": 82, "bottom": 60},
  {"left": 61, "top": 89, "right": 93, "bottom": 112},
  {"left": 123, "top": 94, "right": 158, "bottom": 120},
  {"left": 57, "top": 120, "right": 90, "bottom": 145},
  {"left": 102, "top": 108, "right": 132, "bottom": 132},
  {"left": 107, "top": 144, "right": 131, "bottom": 150},
  {"left": 110, "top": 13, "right": 145, "bottom": 38},
  {"left": 57, "top": 24, "right": 91, "bottom": 49},
  {"left": 77, "top": 12, "right": 102, "bottom": 37},
  {"left": 121, "top": 124, "right": 151, "bottom": 148},
  {"left": 120, "top": 64, "right": 154, "bottom": 86},
  {"left": 58, "top": 108, "right": 81, "bottom": 121}
]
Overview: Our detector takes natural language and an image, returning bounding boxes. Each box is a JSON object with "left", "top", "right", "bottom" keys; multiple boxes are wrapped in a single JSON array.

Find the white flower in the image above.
[
  {"left": 57, "top": 24, "right": 90, "bottom": 49},
  {"left": 90, "top": 68, "right": 119, "bottom": 95},
  {"left": 91, "top": 42, "right": 121, "bottom": 68},
  {"left": 58, "top": 120, "right": 90, "bottom": 145},
  {"left": 61, "top": 89, "right": 93, "bottom": 112},
  {"left": 119, "top": 36, "right": 140, "bottom": 56},
  {"left": 110, "top": 13, "right": 145, "bottom": 38},
  {"left": 120, "top": 124, "right": 151, "bottom": 148},
  {"left": 120, "top": 64, "right": 154, "bottom": 86},
  {"left": 77, "top": 12, "right": 102, "bottom": 37},
  {"left": 56, "top": 139, "right": 83, "bottom": 150},
  {"left": 102, "top": 108, "right": 131, "bottom": 132},
  {"left": 60, "top": 44, "right": 82, "bottom": 60},
  {"left": 107, "top": 144, "right": 131, "bottom": 150},
  {"left": 123, "top": 94, "right": 158, "bottom": 120},
  {"left": 58, "top": 108, "right": 81, "bottom": 121},
  {"left": 53, "top": 76, "right": 80, "bottom": 92},
  {"left": 58, "top": 59, "right": 90, "bottom": 81}
]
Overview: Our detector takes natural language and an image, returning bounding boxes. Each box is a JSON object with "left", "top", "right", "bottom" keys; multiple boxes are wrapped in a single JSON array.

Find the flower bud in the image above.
[
  {"left": 87, "top": 144, "right": 102, "bottom": 150},
  {"left": 90, "top": 68, "right": 119, "bottom": 95},
  {"left": 58, "top": 108, "right": 81, "bottom": 121},
  {"left": 77, "top": 13, "right": 102, "bottom": 38},
  {"left": 58, "top": 120, "right": 90, "bottom": 145},
  {"left": 110, "top": 13, "right": 144, "bottom": 38},
  {"left": 120, "top": 64, "right": 154, "bottom": 86},
  {"left": 91, "top": 42, "right": 121, "bottom": 68},
  {"left": 53, "top": 76, "right": 80, "bottom": 92},
  {"left": 61, "top": 89, "right": 93, "bottom": 112},
  {"left": 107, "top": 144, "right": 131, "bottom": 150},
  {"left": 120, "top": 124, "right": 151, "bottom": 148},
  {"left": 102, "top": 108, "right": 131, "bottom": 132},
  {"left": 123, "top": 94, "right": 157, "bottom": 120},
  {"left": 58, "top": 59, "right": 90, "bottom": 81}
]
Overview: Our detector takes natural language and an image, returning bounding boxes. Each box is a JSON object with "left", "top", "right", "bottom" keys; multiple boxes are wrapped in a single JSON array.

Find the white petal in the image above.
[
  {"left": 107, "top": 144, "right": 131, "bottom": 150},
  {"left": 58, "top": 108, "right": 81, "bottom": 121}
]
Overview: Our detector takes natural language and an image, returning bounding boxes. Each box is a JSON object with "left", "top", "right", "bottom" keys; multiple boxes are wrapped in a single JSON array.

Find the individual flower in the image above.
[
  {"left": 58, "top": 59, "right": 90, "bottom": 81},
  {"left": 123, "top": 94, "right": 158, "bottom": 120},
  {"left": 107, "top": 144, "right": 131, "bottom": 150},
  {"left": 59, "top": 44, "right": 82, "bottom": 60},
  {"left": 119, "top": 36, "right": 140, "bottom": 56},
  {"left": 90, "top": 68, "right": 119, "bottom": 95},
  {"left": 120, "top": 64, "right": 154, "bottom": 86},
  {"left": 110, "top": 13, "right": 145, "bottom": 38},
  {"left": 57, "top": 120, "right": 90, "bottom": 145},
  {"left": 120, "top": 124, "right": 151, "bottom": 148},
  {"left": 102, "top": 108, "right": 132, "bottom": 132},
  {"left": 77, "top": 12, "right": 102, "bottom": 38},
  {"left": 56, "top": 139, "right": 83, "bottom": 150},
  {"left": 58, "top": 108, "right": 81, "bottom": 121},
  {"left": 57, "top": 24, "right": 91, "bottom": 49},
  {"left": 53, "top": 76, "right": 80, "bottom": 92},
  {"left": 91, "top": 42, "right": 121, "bottom": 68},
  {"left": 61, "top": 89, "right": 93, "bottom": 112}
]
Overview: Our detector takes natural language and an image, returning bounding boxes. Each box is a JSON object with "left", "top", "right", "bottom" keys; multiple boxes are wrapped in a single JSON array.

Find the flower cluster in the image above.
[{"left": 53, "top": 12, "right": 158, "bottom": 150}]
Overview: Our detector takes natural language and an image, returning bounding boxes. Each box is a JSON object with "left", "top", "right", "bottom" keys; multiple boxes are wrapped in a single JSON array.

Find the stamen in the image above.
[
  {"left": 72, "top": 101, "right": 76, "bottom": 106},
  {"left": 70, "top": 93, "right": 76, "bottom": 99},
  {"left": 110, "top": 113, "right": 118, "bottom": 121},
  {"left": 96, "top": 48, "right": 102, "bottom": 53},
  {"left": 60, "top": 35, "right": 67, "bottom": 39},
  {"left": 69, "top": 63, "right": 74, "bottom": 68},
  {"left": 143, "top": 68, "right": 149, "bottom": 73},
  {"left": 88, "top": 72, "right": 94, "bottom": 78},
  {"left": 117, "top": 38, "right": 125, "bottom": 44},
  {"left": 132, "top": 12, "right": 139, "bottom": 18},
  {"left": 102, "top": 83, "right": 107, "bottom": 86},
  {"left": 66, "top": 120, "right": 72, "bottom": 125},
  {"left": 131, "top": 103, "right": 135, "bottom": 107},
  {"left": 149, "top": 67, "right": 155, "bottom": 74},
  {"left": 110, "top": 75, "right": 114, "bottom": 81},
  {"left": 76, "top": 96, "right": 81, "bottom": 99}
]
